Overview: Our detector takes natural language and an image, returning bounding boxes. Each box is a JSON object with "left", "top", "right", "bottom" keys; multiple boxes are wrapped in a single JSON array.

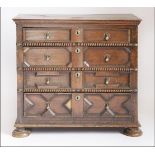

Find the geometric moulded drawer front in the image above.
[
  {"left": 84, "top": 47, "right": 131, "bottom": 67},
  {"left": 23, "top": 47, "right": 72, "bottom": 67},
  {"left": 83, "top": 71, "right": 131, "bottom": 89},
  {"left": 84, "top": 93, "right": 132, "bottom": 117},
  {"left": 24, "top": 71, "right": 71, "bottom": 89},
  {"left": 24, "top": 93, "right": 72, "bottom": 117}
]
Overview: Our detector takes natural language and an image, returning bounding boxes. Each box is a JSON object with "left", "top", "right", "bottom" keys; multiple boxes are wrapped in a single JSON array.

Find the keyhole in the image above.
[
  {"left": 75, "top": 72, "right": 80, "bottom": 78},
  {"left": 75, "top": 95, "right": 81, "bottom": 101},
  {"left": 75, "top": 30, "right": 80, "bottom": 35},
  {"left": 75, "top": 48, "right": 80, "bottom": 53}
]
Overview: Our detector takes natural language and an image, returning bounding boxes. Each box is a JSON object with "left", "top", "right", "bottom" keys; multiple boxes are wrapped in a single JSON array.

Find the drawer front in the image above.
[
  {"left": 23, "top": 47, "right": 72, "bottom": 67},
  {"left": 83, "top": 93, "right": 135, "bottom": 121},
  {"left": 23, "top": 28, "right": 70, "bottom": 41},
  {"left": 24, "top": 93, "right": 72, "bottom": 117},
  {"left": 84, "top": 47, "right": 130, "bottom": 67},
  {"left": 23, "top": 93, "right": 135, "bottom": 123},
  {"left": 84, "top": 29, "right": 130, "bottom": 43},
  {"left": 83, "top": 71, "right": 130, "bottom": 89},
  {"left": 24, "top": 71, "right": 71, "bottom": 89}
]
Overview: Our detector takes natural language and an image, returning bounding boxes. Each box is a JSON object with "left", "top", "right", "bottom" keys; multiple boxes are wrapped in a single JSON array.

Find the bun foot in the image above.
[
  {"left": 123, "top": 127, "right": 142, "bottom": 137},
  {"left": 12, "top": 128, "right": 31, "bottom": 138}
]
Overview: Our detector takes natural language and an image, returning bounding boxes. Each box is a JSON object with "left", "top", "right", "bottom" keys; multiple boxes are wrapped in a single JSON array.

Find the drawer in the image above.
[
  {"left": 84, "top": 29, "right": 130, "bottom": 43},
  {"left": 23, "top": 47, "right": 72, "bottom": 67},
  {"left": 24, "top": 93, "right": 72, "bottom": 117},
  {"left": 83, "top": 71, "right": 130, "bottom": 89},
  {"left": 83, "top": 93, "right": 134, "bottom": 120},
  {"left": 84, "top": 47, "right": 130, "bottom": 67},
  {"left": 23, "top": 28, "right": 71, "bottom": 41},
  {"left": 24, "top": 71, "right": 71, "bottom": 89},
  {"left": 23, "top": 93, "right": 135, "bottom": 123}
]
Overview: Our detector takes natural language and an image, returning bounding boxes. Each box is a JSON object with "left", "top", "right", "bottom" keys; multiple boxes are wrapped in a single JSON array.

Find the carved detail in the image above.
[
  {"left": 64, "top": 100, "right": 72, "bottom": 112},
  {"left": 23, "top": 88, "right": 137, "bottom": 93},
  {"left": 16, "top": 43, "right": 22, "bottom": 47},
  {"left": 22, "top": 41, "right": 137, "bottom": 47},
  {"left": 23, "top": 67, "right": 136, "bottom": 72},
  {"left": 17, "top": 89, "right": 23, "bottom": 92},
  {"left": 84, "top": 94, "right": 131, "bottom": 117},
  {"left": 24, "top": 94, "right": 72, "bottom": 117},
  {"left": 41, "top": 102, "right": 56, "bottom": 116}
]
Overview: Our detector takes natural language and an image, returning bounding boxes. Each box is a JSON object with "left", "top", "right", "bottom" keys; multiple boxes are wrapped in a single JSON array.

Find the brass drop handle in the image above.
[
  {"left": 104, "top": 33, "right": 110, "bottom": 41},
  {"left": 46, "top": 78, "right": 50, "bottom": 85},
  {"left": 104, "top": 54, "right": 111, "bottom": 62},
  {"left": 75, "top": 95, "right": 81, "bottom": 101},
  {"left": 75, "top": 29, "right": 80, "bottom": 35},
  {"left": 104, "top": 78, "right": 110, "bottom": 85},
  {"left": 44, "top": 55, "right": 51, "bottom": 61},
  {"left": 45, "top": 32, "right": 51, "bottom": 40},
  {"left": 75, "top": 72, "right": 80, "bottom": 78}
]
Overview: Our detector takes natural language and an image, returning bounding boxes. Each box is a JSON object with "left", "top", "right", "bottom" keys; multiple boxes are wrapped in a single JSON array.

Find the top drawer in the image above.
[
  {"left": 84, "top": 29, "right": 130, "bottom": 43},
  {"left": 23, "top": 28, "right": 71, "bottom": 41}
]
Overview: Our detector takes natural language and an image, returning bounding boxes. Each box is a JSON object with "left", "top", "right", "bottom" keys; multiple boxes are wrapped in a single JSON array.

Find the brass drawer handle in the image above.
[
  {"left": 75, "top": 48, "right": 80, "bottom": 53},
  {"left": 75, "top": 29, "right": 80, "bottom": 35},
  {"left": 45, "top": 32, "right": 51, "bottom": 40},
  {"left": 75, "top": 95, "right": 81, "bottom": 101},
  {"left": 45, "top": 78, "right": 50, "bottom": 85},
  {"left": 104, "top": 32, "right": 110, "bottom": 41},
  {"left": 104, "top": 54, "right": 111, "bottom": 62},
  {"left": 104, "top": 78, "right": 110, "bottom": 85},
  {"left": 44, "top": 55, "right": 51, "bottom": 61},
  {"left": 75, "top": 72, "right": 80, "bottom": 78}
]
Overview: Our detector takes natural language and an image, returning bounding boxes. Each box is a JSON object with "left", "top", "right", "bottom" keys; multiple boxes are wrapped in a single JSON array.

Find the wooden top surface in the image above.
[{"left": 13, "top": 14, "right": 141, "bottom": 21}]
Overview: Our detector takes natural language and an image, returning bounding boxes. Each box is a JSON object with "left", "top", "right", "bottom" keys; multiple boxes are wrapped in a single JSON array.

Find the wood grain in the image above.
[{"left": 13, "top": 14, "right": 142, "bottom": 137}]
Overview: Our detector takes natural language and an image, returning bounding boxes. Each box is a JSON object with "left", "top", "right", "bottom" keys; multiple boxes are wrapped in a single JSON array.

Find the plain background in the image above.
[{"left": 1, "top": 7, "right": 154, "bottom": 146}]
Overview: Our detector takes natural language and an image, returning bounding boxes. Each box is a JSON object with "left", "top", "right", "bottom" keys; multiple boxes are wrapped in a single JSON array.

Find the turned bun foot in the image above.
[
  {"left": 12, "top": 128, "right": 31, "bottom": 138},
  {"left": 123, "top": 127, "right": 142, "bottom": 137}
]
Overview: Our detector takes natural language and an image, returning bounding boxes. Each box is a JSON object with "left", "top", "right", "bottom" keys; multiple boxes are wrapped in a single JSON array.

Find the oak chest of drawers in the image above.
[{"left": 12, "top": 14, "right": 142, "bottom": 137}]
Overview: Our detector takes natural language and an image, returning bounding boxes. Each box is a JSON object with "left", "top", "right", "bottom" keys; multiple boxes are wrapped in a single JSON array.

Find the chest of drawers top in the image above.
[
  {"left": 13, "top": 14, "right": 141, "bottom": 23},
  {"left": 13, "top": 14, "right": 141, "bottom": 48}
]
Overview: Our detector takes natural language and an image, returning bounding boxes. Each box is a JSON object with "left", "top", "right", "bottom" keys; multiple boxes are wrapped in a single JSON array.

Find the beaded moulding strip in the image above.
[
  {"left": 22, "top": 88, "right": 137, "bottom": 93},
  {"left": 21, "top": 41, "right": 138, "bottom": 47},
  {"left": 22, "top": 67, "right": 137, "bottom": 72}
]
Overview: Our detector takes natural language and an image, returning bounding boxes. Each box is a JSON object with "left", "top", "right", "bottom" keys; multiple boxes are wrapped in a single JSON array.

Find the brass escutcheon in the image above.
[
  {"left": 75, "top": 95, "right": 81, "bottom": 101},
  {"left": 75, "top": 30, "right": 80, "bottom": 35},
  {"left": 75, "top": 72, "right": 80, "bottom": 78},
  {"left": 75, "top": 48, "right": 80, "bottom": 53}
]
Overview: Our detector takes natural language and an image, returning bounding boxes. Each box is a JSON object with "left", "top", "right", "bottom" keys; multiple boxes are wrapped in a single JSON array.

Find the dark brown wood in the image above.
[
  {"left": 23, "top": 47, "right": 72, "bottom": 67},
  {"left": 24, "top": 71, "right": 71, "bottom": 89},
  {"left": 13, "top": 14, "right": 141, "bottom": 25},
  {"left": 13, "top": 14, "right": 142, "bottom": 137},
  {"left": 84, "top": 29, "right": 130, "bottom": 43},
  {"left": 84, "top": 47, "right": 131, "bottom": 67},
  {"left": 83, "top": 71, "right": 131, "bottom": 89},
  {"left": 23, "top": 28, "right": 71, "bottom": 41}
]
